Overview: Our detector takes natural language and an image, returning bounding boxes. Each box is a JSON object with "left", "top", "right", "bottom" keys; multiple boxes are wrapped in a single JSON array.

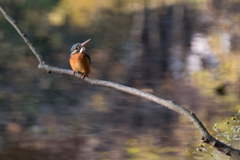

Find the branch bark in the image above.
[{"left": 0, "top": 3, "right": 240, "bottom": 159}]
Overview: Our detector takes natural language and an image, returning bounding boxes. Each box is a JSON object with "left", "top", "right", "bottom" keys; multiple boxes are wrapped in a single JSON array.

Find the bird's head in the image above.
[{"left": 70, "top": 39, "right": 91, "bottom": 55}]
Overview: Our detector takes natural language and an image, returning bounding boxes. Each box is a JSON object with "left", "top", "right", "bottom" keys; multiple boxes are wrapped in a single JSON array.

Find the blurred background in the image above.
[{"left": 0, "top": 0, "right": 240, "bottom": 159}]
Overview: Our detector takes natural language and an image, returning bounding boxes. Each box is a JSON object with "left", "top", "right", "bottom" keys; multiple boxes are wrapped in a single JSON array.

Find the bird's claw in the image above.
[
  {"left": 82, "top": 74, "right": 86, "bottom": 79},
  {"left": 72, "top": 71, "right": 86, "bottom": 79}
]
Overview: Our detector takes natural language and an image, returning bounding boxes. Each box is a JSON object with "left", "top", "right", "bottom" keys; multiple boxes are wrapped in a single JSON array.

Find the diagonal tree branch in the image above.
[
  {"left": 0, "top": 3, "right": 240, "bottom": 159},
  {"left": 0, "top": 3, "right": 43, "bottom": 63}
]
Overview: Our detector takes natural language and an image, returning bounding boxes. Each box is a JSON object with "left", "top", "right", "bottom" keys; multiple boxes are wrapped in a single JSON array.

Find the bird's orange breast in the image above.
[{"left": 69, "top": 53, "right": 90, "bottom": 75}]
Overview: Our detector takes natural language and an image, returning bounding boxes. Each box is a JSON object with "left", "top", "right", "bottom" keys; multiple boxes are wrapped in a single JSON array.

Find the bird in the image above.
[{"left": 69, "top": 39, "right": 91, "bottom": 79}]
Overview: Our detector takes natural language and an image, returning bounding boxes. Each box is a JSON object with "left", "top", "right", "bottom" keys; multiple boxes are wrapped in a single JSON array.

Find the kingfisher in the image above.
[{"left": 69, "top": 39, "right": 91, "bottom": 79}]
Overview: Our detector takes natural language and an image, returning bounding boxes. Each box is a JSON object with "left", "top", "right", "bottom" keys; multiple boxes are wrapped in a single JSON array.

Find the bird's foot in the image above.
[
  {"left": 82, "top": 74, "right": 86, "bottom": 79},
  {"left": 73, "top": 71, "right": 76, "bottom": 75}
]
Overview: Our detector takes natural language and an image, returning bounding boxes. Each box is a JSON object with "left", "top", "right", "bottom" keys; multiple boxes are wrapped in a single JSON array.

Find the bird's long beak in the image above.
[{"left": 81, "top": 39, "right": 91, "bottom": 47}]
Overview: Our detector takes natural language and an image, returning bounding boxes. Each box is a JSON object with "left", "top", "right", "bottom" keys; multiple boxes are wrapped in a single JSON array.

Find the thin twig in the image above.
[
  {"left": 1, "top": 2, "right": 240, "bottom": 159},
  {"left": 0, "top": 3, "right": 43, "bottom": 63}
]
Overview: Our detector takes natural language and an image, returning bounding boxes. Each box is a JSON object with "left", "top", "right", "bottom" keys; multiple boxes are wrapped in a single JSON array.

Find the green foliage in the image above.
[
  {"left": 125, "top": 138, "right": 162, "bottom": 160},
  {"left": 194, "top": 110, "right": 240, "bottom": 159},
  {"left": 124, "top": 137, "right": 180, "bottom": 160},
  {"left": 21, "top": 0, "right": 59, "bottom": 11}
]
